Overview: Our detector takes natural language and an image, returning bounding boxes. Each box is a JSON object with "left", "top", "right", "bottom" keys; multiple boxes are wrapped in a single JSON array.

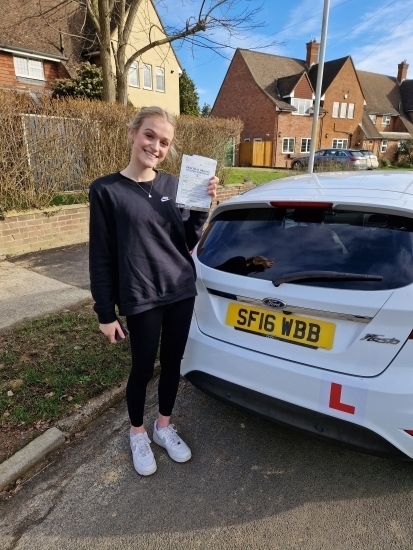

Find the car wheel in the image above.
[{"left": 292, "top": 161, "right": 302, "bottom": 170}]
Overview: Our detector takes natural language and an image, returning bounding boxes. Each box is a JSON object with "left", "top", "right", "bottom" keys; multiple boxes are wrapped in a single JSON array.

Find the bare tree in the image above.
[{"left": 33, "top": 0, "right": 273, "bottom": 105}]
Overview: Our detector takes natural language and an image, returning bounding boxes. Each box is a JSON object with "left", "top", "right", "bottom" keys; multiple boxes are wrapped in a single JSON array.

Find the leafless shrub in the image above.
[
  {"left": 0, "top": 92, "right": 241, "bottom": 213},
  {"left": 162, "top": 115, "right": 242, "bottom": 184}
]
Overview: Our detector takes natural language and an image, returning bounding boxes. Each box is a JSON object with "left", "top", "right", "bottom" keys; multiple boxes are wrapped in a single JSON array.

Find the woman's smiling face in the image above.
[{"left": 129, "top": 116, "right": 175, "bottom": 171}]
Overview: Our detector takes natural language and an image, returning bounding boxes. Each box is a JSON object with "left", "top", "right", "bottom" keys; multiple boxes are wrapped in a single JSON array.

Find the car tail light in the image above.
[
  {"left": 349, "top": 157, "right": 359, "bottom": 162},
  {"left": 270, "top": 201, "right": 333, "bottom": 208},
  {"left": 408, "top": 330, "right": 413, "bottom": 339},
  {"left": 404, "top": 430, "right": 413, "bottom": 437}
]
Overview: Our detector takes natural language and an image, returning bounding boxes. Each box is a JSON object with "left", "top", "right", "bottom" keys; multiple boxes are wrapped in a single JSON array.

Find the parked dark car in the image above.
[{"left": 291, "top": 148, "right": 368, "bottom": 171}]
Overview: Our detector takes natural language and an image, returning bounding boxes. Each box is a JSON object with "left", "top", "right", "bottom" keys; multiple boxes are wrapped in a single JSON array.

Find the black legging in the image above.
[{"left": 126, "top": 297, "right": 195, "bottom": 427}]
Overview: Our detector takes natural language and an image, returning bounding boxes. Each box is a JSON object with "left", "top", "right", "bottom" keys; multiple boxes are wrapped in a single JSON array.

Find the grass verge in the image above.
[
  {"left": 224, "top": 167, "right": 288, "bottom": 185},
  {"left": 0, "top": 301, "right": 131, "bottom": 462}
]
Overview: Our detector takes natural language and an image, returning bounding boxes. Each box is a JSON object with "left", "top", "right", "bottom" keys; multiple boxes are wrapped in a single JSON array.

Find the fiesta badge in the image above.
[{"left": 262, "top": 298, "right": 287, "bottom": 309}]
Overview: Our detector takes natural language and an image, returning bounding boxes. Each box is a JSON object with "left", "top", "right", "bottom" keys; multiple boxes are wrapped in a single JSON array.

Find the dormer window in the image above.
[
  {"left": 291, "top": 98, "right": 312, "bottom": 115},
  {"left": 13, "top": 56, "right": 44, "bottom": 80},
  {"left": 382, "top": 115, "right": 391, "bottom": 126}
]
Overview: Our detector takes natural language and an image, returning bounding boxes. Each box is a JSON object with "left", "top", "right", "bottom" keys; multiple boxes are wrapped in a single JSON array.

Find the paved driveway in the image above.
[{"left": 9, "top": 242, "right": 90, "bottom": 290}]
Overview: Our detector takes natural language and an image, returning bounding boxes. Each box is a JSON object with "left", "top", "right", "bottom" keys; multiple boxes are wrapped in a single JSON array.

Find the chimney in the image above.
[
  {"left": 397, "top": 60, "right": 409, "bottom": 83},
  {"left": 306, "top": 39, "right": 320, "bottom": 68}
]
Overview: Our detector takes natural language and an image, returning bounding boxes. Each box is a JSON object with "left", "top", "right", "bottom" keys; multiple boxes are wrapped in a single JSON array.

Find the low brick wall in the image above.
[
  {"left": 0, "top": 205, "right": 89, "bottom": 257},
  {"left": 213, "top": 183, "right": 255, "bottom": 206},
  {"left": 0, "top": 184, "right": 255, "bottom": 257}
]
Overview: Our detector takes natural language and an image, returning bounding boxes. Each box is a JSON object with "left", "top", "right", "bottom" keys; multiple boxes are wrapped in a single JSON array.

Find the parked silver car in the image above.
[
  {"left": 291, "top": 149, "right": 368, "bottom": 171},
  {"left": 358, "top": 149, "right": 379, "bottom": 169}
]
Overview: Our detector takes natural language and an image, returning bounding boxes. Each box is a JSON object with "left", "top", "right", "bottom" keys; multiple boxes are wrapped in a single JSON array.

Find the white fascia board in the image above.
[{"left": 0, "top": 45, "right": 66, "bottom": 62}]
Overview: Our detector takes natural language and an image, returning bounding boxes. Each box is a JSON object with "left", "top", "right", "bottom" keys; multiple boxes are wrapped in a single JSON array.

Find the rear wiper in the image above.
[{"left": 272, "top": 271, "right": 383, "bottom": 287}]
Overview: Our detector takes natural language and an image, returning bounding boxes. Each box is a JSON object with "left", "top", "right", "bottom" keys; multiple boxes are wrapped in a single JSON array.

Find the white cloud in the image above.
[{"left": 343, "top": 0, "right": 413, "bottom": 76}]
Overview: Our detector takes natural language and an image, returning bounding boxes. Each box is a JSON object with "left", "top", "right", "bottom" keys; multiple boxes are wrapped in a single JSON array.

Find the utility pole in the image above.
[{"left": 308, "top": 0, "right": 331, "bottom": 174}]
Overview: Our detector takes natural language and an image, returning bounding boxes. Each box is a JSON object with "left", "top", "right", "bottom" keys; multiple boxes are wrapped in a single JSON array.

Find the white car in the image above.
[
  {"left": 358, "top": 149, "right": 379, "bottom": 169},
  {"left": 182, "top": 171, "right": 413, "bottom": 459}
]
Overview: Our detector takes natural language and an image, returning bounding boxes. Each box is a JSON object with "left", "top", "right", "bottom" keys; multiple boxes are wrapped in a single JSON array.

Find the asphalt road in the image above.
[
  {"left": 2, "top": 244, "right": 413, "bottom": 549},
  {"left": 2, "top": 377, "right": 413, "bottom": 549}
]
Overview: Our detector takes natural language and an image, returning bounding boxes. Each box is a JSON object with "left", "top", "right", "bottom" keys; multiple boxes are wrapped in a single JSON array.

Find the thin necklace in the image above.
[
  {"left": 122, "top": 172, "right": 154, "bottom": 198},
  {"left": 136, "top": 180, "right": 154, "bottom": 198}
]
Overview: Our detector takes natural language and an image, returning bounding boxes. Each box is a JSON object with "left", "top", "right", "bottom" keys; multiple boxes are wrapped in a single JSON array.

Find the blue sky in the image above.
[{"left": 158, "top": 0, "right": 413, "bottom": 108}]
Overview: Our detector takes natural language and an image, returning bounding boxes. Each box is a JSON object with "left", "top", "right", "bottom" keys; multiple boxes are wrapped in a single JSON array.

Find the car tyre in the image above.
[{"left": 292, "top": 161, "right": 302, "bottom": 170}]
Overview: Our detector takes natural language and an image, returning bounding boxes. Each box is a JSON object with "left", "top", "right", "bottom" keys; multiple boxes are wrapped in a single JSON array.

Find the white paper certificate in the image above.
[{"left": 176, "top": 154, "right": 217, "bottom": 211}]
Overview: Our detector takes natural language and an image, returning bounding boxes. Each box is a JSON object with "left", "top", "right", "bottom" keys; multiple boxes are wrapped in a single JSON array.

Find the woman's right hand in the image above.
[{"left": 99, "top": 320, "right": 125, "bottom": 344}]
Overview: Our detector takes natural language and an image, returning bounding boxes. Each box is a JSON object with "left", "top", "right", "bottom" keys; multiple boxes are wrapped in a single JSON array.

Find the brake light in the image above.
[
  {"left": 270, "top": 201, "right": 333, "bottom": 208},
  {"left": 408, "top": 330, "right": 413, "bottom": 339},
  {"left": 348, "top": 157, "right": 358, "bottom": 162},
  {"left": 404, "top": 430, "right": 413, "bottom": 437}
]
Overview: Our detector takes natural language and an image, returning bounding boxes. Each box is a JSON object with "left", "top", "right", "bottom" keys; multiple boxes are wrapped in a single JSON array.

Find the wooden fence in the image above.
[{"left": 239, "top": 141, "right": 273, "bottom": 167}]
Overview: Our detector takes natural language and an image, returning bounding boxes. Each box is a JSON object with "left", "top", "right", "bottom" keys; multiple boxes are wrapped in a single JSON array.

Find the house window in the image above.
[
  {"left": 13, "top": 56, "right": 44, "bottom": 80},
  {"left": 301, "top": 138, "right": 311, "bottom": 153},
  {"left": 398, "top": 140, "right": 407, "bottom": 150},
  {"left": 382, "top": 115, "right": 391, "bottom": 126},
  {"left": 143, "top": 64, "right": 152, "bottom": 89},
  {"left": 333, "top": 102, "right": 354, "bottom": 119},
  {"left": 253, "top": 137, "right": 262, "bottom": 141},
  {"left": 155, "top": 67, "right": 165, "bottom": 92},
  {"left": 332, "top": 139, "right": 348, "bottom": 149},
  {"left": 128, "top": 61, "right": 139, "bottom": 87},
  {"left": 369, "top": 114, "right": 377, "bottom": 123},
  {"left": 381, "top": 140, "right": 388, "bottom": 152},
  {"left": 339, "top": 103, "right": 347, "bottom": 118},
  {"left": 291, "top": 98, "right": 312, "bottom": 115},
  {"left": 282, "top": 138, "right": 295, "bottom": 153}
]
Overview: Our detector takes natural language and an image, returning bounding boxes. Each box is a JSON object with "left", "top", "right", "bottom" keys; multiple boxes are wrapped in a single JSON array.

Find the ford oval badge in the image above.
[{"left": 262, "top": 298, "right": 287, "bottom": 309}]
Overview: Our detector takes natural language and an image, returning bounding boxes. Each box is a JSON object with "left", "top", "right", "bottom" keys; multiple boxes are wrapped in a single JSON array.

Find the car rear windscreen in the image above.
[{"left": 197, "top": 207, "right": 413, "bottom": 290}]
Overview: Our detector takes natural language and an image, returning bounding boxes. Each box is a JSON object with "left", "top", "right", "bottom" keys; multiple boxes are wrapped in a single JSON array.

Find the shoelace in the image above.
[
  {"left": 131, "top": 433, "right": 152, "bottom": 457},
  {"left": 160, "top": 424, "right": 182, "bottom": 447}
]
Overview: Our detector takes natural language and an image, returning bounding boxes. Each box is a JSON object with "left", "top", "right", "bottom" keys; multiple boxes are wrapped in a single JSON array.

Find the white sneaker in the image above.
[
  {"left": 153, "top": 421, "right": 192, "bottom": 463},
  {"left": 130, "top": 431, "right": 157, "bottom": 476}
]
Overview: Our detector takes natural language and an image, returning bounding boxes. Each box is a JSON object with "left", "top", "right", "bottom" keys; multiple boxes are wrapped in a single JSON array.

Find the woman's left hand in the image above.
[{"left": 207, "top": 176, "right": 219, "bottom": 200}]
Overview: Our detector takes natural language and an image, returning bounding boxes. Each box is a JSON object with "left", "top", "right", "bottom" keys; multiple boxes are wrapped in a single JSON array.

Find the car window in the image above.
[
  {"left": 335, "top": 151, "right": 347, "bottom": 157},
  {"left": 197, "top": 207, "right": 413, "bottom": 290},
  {"left": 349, "top": 150, "right": 364, "bottom": 157}
]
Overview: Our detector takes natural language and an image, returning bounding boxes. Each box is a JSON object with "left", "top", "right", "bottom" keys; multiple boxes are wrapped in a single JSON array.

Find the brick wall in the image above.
[
  {"left": 0, "top": 185, "right": 254, "bottom": 256},
  {"left": 276, "top": 112, "right": 313, "bottom": 168},
  {"left": 0, "top": 205, "right": 89, "bottom": 257},
  {"left": 211, "top": 51, "right": 277, "bottom": 143},
  {"left": 318, "top": 58, "right": 365, "bottom": 150}
]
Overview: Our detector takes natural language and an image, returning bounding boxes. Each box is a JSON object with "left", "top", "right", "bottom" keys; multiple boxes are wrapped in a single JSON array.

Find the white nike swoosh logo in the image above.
[{"left": 161, "top": 197, "right": 171, "bottom": 202}]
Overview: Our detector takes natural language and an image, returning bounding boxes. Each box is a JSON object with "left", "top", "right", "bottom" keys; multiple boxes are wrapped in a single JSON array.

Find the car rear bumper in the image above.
[
  {"left": 181, "top": 318, "right": 413, "bottom": 459},
  {"left": 185, "top": 370, "right": 406, "bottom": 458}
]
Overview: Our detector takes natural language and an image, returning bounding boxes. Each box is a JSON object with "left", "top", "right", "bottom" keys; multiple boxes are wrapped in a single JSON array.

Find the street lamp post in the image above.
[{"left": 308, "top": 0, "right": 331, "bottom": 174}]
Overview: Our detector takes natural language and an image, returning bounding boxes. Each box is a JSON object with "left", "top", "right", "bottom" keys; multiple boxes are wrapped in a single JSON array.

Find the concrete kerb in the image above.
[{"left": 0, "top": 363, "right": 161, "bottom": 492}]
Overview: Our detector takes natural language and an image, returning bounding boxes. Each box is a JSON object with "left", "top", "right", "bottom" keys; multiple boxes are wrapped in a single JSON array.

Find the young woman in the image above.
[{"left": 89, "top": 106, "right": 218, "bottom": 476}]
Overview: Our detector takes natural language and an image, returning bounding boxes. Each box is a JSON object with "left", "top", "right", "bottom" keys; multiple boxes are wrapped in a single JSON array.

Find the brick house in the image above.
[
  {"left": 211, "top": 41, "right": 413, "bottom": 167},
  {"left": 0, "top": 1, "right": 81, "bottom": 95},
  {"left": 355, "top": 62, "right": 413, "bottom": 162},
  {"left": 0, "top": 0, "right": 181, "bottom": 112}
]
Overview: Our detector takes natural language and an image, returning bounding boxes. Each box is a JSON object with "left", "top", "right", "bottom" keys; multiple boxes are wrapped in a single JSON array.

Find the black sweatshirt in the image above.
[{"left": 89, "top": 170, "right": 208, "bottom": 324}]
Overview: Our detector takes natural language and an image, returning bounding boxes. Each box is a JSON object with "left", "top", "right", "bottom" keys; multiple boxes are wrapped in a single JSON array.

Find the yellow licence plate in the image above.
[{"left": 226, "top": 303, "right": 335, "bottom": 350}]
